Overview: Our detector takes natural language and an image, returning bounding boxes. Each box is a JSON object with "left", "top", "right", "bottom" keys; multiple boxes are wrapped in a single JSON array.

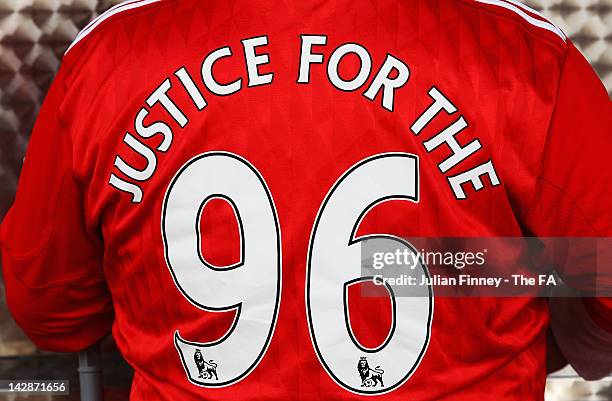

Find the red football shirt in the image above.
[{"left": 2, "top": 0, "right": 611, "bottom": 400}]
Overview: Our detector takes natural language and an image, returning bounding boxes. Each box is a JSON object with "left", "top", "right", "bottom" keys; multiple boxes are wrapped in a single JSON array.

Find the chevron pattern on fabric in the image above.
[{"left": 0, "top": 1, "right": 609, "bottom": 400}]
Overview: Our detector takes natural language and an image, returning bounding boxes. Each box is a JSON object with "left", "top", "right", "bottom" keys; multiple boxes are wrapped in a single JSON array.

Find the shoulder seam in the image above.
[
  {"left": 458, "top": 0, "right": 567, "bottom": 44},
  {"left": 501, "top": 0, "right": 561, "bottom": 28},
  {"left": 65, "top": 0, "right": 164, "bottom": 55}
]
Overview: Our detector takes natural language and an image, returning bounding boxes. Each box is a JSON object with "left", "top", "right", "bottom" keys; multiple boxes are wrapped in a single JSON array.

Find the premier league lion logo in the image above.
[
  {"left": 357, "top": 357, "right": 384, "bottom": 387},
  {"left": 194, "top": 349, "right": 219, "bottom": 380}
]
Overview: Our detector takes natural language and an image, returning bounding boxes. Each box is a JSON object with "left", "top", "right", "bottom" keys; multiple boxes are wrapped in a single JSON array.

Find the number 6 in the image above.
[{"left": 307, "top": 153, "right": 433, "bottom": 394}]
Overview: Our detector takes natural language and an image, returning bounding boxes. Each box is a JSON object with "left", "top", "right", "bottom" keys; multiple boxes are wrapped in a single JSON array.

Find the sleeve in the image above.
[
  {"left": 525, "top": 42, "right": 612, "bottom": 380},
  {"left": 0, "top": 64, "right": 114, "bottom": 353}
]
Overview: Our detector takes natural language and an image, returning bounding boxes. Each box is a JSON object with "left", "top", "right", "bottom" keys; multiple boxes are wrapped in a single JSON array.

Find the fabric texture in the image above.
[{"left": 0, "top": 0, "right": 610, "bottom": 400}]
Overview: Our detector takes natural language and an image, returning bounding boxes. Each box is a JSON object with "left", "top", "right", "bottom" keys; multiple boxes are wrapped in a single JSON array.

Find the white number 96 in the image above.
[{"left": 162, "top": 152, "right": 433, "bottom": 394}]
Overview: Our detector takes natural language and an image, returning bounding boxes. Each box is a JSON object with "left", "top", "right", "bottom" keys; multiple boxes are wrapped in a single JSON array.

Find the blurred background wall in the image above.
[{"left": 0, "top": 0, "right": 610, "bottom": 399}]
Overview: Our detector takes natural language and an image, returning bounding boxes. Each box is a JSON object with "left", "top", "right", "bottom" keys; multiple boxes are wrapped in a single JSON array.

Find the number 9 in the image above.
[{"left": 162, "top": 152, "right": 281, "bottom": 387}]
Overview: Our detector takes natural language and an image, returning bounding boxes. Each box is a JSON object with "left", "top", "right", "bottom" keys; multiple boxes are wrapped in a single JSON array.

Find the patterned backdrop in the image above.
[{"left": 0, "top": 1, "right": 610, "bottom": 399}]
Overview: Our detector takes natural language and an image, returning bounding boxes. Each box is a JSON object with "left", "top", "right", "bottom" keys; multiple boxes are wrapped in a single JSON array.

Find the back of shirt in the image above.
[{"left": 2, "top": 0, "right": 611, "bottom": 400}]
